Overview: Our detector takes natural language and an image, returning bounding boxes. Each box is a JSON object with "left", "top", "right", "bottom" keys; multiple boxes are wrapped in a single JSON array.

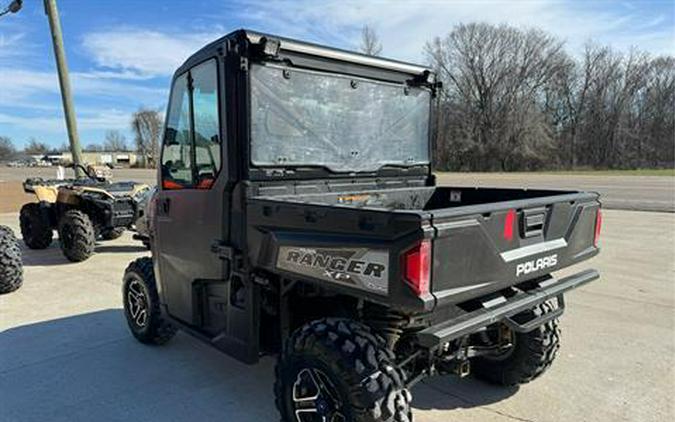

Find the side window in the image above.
[
  {"left": 160, "top": 59, "right": 221, "bottom": 190},
  {"left": 161, "top": 74, "right": 193, "bottom": 189},
  {"left": 191, "top": 59, "right": 221, "bottom": 189}
]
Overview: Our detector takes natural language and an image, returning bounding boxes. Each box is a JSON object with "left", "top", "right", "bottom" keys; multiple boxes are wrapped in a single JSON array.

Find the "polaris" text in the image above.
[{"left": 516, "top": 254, "right": 558, "bottom": 277}]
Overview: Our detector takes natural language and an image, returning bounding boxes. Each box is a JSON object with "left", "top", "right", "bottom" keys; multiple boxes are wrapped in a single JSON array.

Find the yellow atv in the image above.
[{"left": 20, "top": 164, "right": 150, "bottom": 262}]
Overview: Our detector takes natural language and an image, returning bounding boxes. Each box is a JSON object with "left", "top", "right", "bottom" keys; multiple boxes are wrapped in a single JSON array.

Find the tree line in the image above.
[
  {"left": 424, "top": 23, "right": 674, "bottom": 171},
  {"left": 0, "top": 108, "right": 163, "bottom": 167}
]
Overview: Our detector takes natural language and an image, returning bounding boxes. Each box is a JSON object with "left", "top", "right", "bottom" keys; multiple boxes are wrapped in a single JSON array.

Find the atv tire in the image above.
[
  {"left": 275, "top": 318, "right": 412, "bottom": 422},
  {"left": 20, "top": 203, "right": 53, "bottom": 249},
  {"left": 471, "top": 300, "right": 561, "bottom": 386},
  {"left": 58, "top": 210, "right": 96, "bottom": 262},
  {"left": 0, "top": 226, "right": 23, "bottom": 294},
  {"left": 101, "top": 227, "right": 125, "bottom": 240},
  {"left": 123, "top": 257, "right": 177, "bottom": 345}
]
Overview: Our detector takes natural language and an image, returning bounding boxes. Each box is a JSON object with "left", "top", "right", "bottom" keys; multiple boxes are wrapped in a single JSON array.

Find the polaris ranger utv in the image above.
[{"left": 122, "top": 29, "right": 602, "bottom": 421}]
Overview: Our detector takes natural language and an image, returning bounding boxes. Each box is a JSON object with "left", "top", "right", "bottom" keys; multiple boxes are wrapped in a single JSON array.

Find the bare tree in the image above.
[
  {"left": 360, "top": 24, "right": 382, "bottom": 56},
  {"left": 104, "top": 130, "right": 128, "bottom": 151},
  {"left": 426, "top": 23, "right": 568, "bottom": 171},
  {"left": 425, "top": 22, "right": 674, "bottom": 171},
  {"left": 24, "top": 137, "right": 49, "bottom": 155},
  {"left": 131, "top": 108, "right": 163, "bottom": 168},
  {"left": 0, "top": 136, "right": 16, "bottom": 161}
]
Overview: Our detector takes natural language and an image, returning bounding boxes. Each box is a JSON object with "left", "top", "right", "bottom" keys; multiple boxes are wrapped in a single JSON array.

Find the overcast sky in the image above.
[{"left": 1, "top": 0, "right": 673, "bottom": 148}]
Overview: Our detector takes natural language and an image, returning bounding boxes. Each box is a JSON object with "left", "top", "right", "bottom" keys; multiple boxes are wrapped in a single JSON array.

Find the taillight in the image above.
[
  {"left": 503, "top": 209, "right": 516, "bottom": 241},
  {"left": 594, "top": 209, "right": 602, "bottom": 247},
  {"left": 402, "top": 240, "right": 431, "bottom": 296}
]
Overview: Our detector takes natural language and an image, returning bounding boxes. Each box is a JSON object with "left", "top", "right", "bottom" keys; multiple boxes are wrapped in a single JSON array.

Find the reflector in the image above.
[
  {"left": 403, "top": 240, "right": 431, "bottom": 296},
  {"left": 504, "top": 209, "right": 516, "bottom": 241},
  {"left": 594, "top": 209, "right": 602, "bottom": 247}
]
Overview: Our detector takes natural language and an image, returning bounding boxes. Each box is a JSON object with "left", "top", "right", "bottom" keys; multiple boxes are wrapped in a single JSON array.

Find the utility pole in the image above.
[{"left": 43, "top": 0, "right": 84, "bottom": 177}]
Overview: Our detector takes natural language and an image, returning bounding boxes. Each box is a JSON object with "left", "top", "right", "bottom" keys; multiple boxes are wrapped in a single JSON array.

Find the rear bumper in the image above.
[{"left": 416, "top": 269, "right": 599, "bottom": 348}]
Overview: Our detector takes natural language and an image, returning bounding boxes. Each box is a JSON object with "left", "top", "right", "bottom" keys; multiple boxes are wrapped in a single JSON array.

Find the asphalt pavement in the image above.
[
  {"left": 437, "top": 172, "right": 675, "bottom": 213},
  {"left": 0, "top": 209, "right": 673, "bottom": 422}
]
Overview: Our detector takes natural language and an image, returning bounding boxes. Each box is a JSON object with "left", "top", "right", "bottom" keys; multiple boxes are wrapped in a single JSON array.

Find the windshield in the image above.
[{"left": 250, "top": 64, "right": 431, "bottom": 173}]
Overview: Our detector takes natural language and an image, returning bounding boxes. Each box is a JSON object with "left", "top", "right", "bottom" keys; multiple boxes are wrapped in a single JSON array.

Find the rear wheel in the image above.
[
  {"left": 100, "top": 227, "right": 125, "bottom": 240},
  {"left": 58, "top": 210, "right": 95, "bottom": 262},
  {"left": 123, "top": 257, "right": 176, "bottom": 345},
  {"left": 20, "top": 203, "right": 53, "bottom": 249},
  {"left": 471, "top": 300, "right": 561, "bottom": 386},
  {"left": 0, "top": 226, "right": 23, "bottom": 294},
  {"left": 275, "top": 318, "right": 412, "bottom": 422}
]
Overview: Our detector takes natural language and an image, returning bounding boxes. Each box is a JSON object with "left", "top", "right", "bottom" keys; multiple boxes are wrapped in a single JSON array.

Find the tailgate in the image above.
[{"left": 429, "top": 191, "right": 600, "bottom": 307}]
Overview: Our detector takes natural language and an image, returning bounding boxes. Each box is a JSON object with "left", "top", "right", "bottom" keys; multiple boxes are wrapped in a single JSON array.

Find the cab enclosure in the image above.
[{"left": 149, "top": 29, "right": 600, "bottom": 375}]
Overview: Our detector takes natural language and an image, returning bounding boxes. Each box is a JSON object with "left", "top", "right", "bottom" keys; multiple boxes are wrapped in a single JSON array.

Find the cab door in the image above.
[{"left": 155, "top": 58, "right": 225, "bottom": 325}]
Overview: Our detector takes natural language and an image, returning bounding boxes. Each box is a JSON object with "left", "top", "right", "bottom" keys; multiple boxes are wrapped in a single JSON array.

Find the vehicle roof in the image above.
[{"left": 175, "top": 28, "right": 432, "bottom": 79}]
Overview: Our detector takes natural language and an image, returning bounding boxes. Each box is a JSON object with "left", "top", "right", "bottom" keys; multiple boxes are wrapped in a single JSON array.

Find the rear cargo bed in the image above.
[
  {"left": 255, "top": 186, "right": 581, "bottom": 211},
  {"left": 249, "top": 185, "right": 600, "bottom": 312}
]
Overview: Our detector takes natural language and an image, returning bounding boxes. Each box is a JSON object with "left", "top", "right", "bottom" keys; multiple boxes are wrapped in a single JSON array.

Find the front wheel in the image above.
[
  {"left": 20, "top": 203, "right": 53, "bottom": 249},
  {"left": 275, "top": 318, "right": 412, "bottom": 422},
  {"left": 471, "top": 300, "right": 561, "bottom": 386},
  {"left": 0, "top": 226, "right": 23, "bottom": 294},
  {"left": 123, "top": 257, "right": 176, "bottom": 345},
  {"left": 58, "top": 210, "right": 95, "bottom": 262}
]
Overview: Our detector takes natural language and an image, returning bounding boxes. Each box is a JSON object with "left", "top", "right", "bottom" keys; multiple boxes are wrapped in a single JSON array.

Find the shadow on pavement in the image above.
[
  {"left": 19, "top": 240, "right": 146, "bottom": 267},
  {"left": 0, "top": 309, "right": 519, "bottom": 421},
  {"left": 0, "top": 309, "right": 277, "bottom": 422},
  {"left": 96, "top": 244, "right": 148, "bottom": 254},
  {"left": 412, "top": 374, "right": 518, "bottom": 411},
  {"left": 19, "top": 243, "right": 70, "bottom": 266}
]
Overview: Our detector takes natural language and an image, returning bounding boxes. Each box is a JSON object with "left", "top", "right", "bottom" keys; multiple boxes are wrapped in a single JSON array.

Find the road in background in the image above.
[
  {"left": 0, "top": 209, "right": 673, "bottom": 422},
  {"left": 1, "top": 168, "right": 673, "bottom": 212},
  {"left": 0, "top": 167, "right": 157, "bottom": 186},
  {"left": 438, "top": 172, "right": 675, "bottom": 212}
]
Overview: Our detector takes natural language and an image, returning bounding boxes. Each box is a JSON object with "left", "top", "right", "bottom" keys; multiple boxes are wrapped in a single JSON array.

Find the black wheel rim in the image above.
[
  {"left": 292, "top": 368, "right": 346, "bottom": 422},
  {"left": 127, "top": 279, "right": 149, "bottom": 328}
]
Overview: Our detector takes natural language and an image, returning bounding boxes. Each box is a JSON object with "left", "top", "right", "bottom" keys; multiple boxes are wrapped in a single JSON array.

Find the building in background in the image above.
[{"left": 42, "top": 150, "right": 139, "bottom": 167}]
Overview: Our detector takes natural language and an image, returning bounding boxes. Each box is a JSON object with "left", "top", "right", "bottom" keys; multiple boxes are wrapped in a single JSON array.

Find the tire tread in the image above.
[
  {"left": 472, "top": 300, "right": 561, "bottom": 386},
  {"left": 20, "top": 203, "right": 53, "bottom": 249},
  {"left": 275, "top": 318, "right": 412, "bottom": 422},
  {"left": 58, "top": 209, "right": 95, "bottom": 262},
  {"left": 0, "top": 226, "right": 23, "bottom": 294},
  {"left": 123, "top": 257, "right": 177, "bottom": 345}
]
